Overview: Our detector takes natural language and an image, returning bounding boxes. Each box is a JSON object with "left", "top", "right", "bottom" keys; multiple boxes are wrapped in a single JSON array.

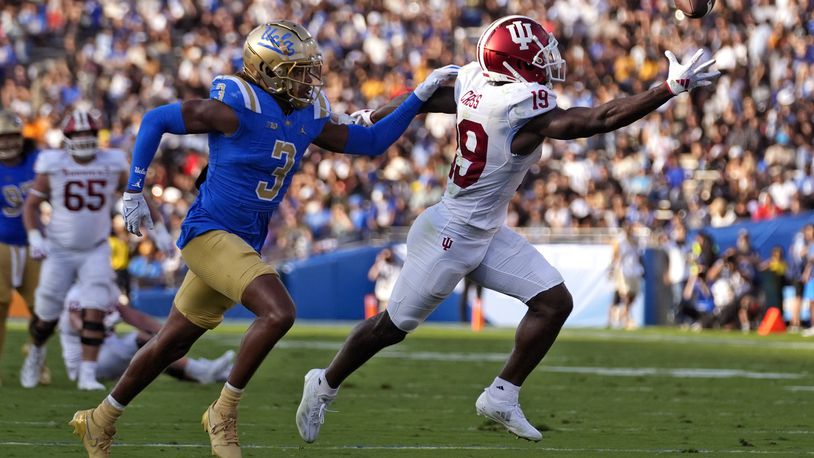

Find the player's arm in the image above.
[
  {"left": 122, "top": 99, "right": 237, "bottom": 235},
  {"left": 22, "top": 173, "right": 50, "bottom": 257},
  {"left": 519, "top": 49, "right": 719, "bottom": 143},
  {"left": 365, "top": 87, "right": 457, "bottom": 124},
  {"left": 312, "top": 65, "right": 459, "bottom": 154},
  {"left": 523, "top": 84, "right": 673, "bottom": 141},
  {"left": 22, "top": 173, "right": 48, "bottom": 233},
  {"left": 116, "top": 304, "right": 162, "bottom": 335},
  {"left": 126, "top": 100, "right": 237, "bottom": 193}
]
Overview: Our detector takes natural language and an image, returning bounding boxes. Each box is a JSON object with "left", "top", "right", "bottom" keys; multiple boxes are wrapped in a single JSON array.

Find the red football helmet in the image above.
[
  {"left": 477, "top": 15, "right": 566, "bottom": 85},
  {"left": 61, "top": 110, "right": 102, "bottom": 158}
]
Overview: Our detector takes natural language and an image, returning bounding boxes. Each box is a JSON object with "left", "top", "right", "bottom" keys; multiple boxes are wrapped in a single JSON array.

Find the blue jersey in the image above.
[
  {"left": 178, "top": 75, "right": 332, "bottom": 252},
  {"left": 0, "top": 151, "right": 38, "bottom": 246}
]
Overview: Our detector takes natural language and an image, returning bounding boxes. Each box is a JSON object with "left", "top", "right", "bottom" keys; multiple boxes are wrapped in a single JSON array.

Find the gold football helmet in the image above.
[
  {"left": 0, "top": 110, "right": 24, "bottom": 160},
  {"left": 242, "top": 21, "right": 324, "bottom": 109}
]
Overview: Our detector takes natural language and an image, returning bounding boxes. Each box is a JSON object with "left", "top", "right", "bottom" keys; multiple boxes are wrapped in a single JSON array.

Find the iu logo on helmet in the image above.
[
  {"left": 506, "top": 20, "right": 534, "bottom": 51},
  {"left": 441, "top": 236, "right": 453, "bottom": 251}
]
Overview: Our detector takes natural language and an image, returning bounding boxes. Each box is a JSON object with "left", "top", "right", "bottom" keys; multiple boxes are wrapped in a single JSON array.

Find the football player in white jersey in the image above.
[
  {"left": 298, "top": 15, "right": 720, "bottom": 442},
  {"left": 19, "top": 109, "right": 152, "bottom": 391},
  {"left": 59, "top": 279, "right": 235, "bottom": 385}
]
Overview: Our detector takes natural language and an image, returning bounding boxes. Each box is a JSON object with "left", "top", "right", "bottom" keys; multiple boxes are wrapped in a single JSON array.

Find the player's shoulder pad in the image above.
[
  {"left": 211, "top": 74, "right": 263, "bottom": 114},
  {"left": 454, "top": 62, "right": 481, "bottom": 99},
  {"left": 33, "top": 149, "right": 67, "bottom": 174},
  {"left": 313, "top": 90, "right": 331, "bottom": 120},
  {"left": 458, "top": 62, "right": 481, "bottom": 79},
  {"left": 97, "top": 148, "right": 129, "bottom": 171},
  {"left": 506, "top": 82, "right": 557, "bottom": 128}
]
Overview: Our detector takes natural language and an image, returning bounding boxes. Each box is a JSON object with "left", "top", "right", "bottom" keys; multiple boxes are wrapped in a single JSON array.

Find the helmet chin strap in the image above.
[{"left": 501, "top": 61, "right": 529, "bottom": 84}]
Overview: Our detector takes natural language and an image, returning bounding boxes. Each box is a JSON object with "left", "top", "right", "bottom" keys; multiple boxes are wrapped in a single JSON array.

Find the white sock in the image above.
[
  {"left": 79, "top": 361, "right": 98, "bottom": 380},
  {"left": 106, "top": 394, "right": 126, "bottom": 411},
  {"left": 30, "top": 344, "right": 45, "bottom": 358},
  {"left": 225, "top": 381, "right": 244, "bottom": 394},
  {"left": 488, "top": 376, "right": 520, "bottom": 402},
  {"left": 318, "top": 369, "right": 338, "bottom": 395},
  {"left": 184, "top": 358, "right": 209, "bottom": 382}
]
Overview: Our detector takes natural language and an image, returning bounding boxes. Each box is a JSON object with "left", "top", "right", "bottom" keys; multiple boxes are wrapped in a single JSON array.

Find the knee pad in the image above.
[
  {"left": 80, "top": 319, "right": 106, "bottom": 346},
  {"left": 29, "top": 317, "right": 57, "bottom": 342}
]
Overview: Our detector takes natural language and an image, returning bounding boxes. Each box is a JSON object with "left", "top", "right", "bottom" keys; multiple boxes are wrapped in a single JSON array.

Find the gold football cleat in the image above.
[
  {"left": 69, "top": 409, "right": 115, "bottom": 458},
  {"left": 202, "top": 402, "right": 241, "bottom": 458}
]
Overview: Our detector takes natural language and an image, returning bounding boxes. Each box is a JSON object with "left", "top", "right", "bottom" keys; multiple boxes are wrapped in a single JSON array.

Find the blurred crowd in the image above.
[
  {"left": 2, "top": 0, "right": 813, "bottom": 296},
  {"left": 661, "top": 222, "right": 814, "bottom": 332}
]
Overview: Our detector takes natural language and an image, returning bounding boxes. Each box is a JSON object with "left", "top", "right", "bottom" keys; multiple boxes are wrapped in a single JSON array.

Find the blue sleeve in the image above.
[
  {"left": 343, "top": 93, "right": 423, "bottom": 157},
  {"left": 127, "top": 103, "right": 187, "bottom": 192}
]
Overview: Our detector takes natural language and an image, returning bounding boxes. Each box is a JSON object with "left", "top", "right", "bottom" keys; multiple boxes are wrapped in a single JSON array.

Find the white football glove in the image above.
[
  {"left": 122, "top": 191, "right": 153, "bottom": 236},
  {"left": 330, "top": 112, "right": 354, "bottom": 125},
  {"left": 414, "top": 64, "right": 460, "bottom": 101},
  {"left": 150, "top": 223, "right": 176, "bottom": 256},
  {"left": 27, "top": 229, "right": 48, "bottom": 260},
  {"left": 350, "top": 109, "right": 375, "bottom": 127},
  {"left": 664, "top": 49, "right": 720, "bottom": 96}
]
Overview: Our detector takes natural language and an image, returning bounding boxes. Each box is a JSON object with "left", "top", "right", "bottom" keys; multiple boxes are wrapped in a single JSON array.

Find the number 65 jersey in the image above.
[
  {"left": 444, "top": 62, "right": 557, "bottom": 231},
  {"left": 35, "top": 149, "right": 128, "bottom": 250}
]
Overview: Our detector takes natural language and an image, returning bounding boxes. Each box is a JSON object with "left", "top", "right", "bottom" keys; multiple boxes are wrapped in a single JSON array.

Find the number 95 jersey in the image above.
[
  {"left": 444, "top": 62, "right": 557, "bottom": 231},
  {"left": 177, "top": 75, "right": 331, "bottom": 252},
  {"left": 35, "top": 149, "right": 128, "bottom": 250}
]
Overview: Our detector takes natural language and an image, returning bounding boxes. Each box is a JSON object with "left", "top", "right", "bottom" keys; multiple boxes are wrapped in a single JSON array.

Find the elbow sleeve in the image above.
[{"left": 343, "top": 93, "right": 423, "bottom": 156}]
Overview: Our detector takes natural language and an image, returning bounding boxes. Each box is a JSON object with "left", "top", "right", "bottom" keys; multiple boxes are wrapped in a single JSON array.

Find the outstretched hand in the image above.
[
  {"left": 414, "top": 65, "right": 460, "bottom": 101},
  {"left": 664, "top": 49, "right": 720, "bottom": 96}
]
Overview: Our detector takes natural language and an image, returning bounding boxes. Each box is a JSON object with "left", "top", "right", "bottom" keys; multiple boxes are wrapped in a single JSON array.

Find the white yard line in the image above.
[
  {"left": 0, "top": 441, "right": 812, "bottom": 454},
  {"left": 272, "top": 341, "right": 807, "bottom": 380},
  {"left": 784, "top": 386, "right": 814, "bottom": 391}
]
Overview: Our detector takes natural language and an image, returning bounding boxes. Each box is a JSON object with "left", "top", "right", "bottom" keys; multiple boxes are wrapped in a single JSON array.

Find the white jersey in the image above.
[
  {"left": 443, "top": 62, "right": 557, "bottom": 230},
  {"left": 35, "top": 149, "right": 127, "bottom": 250}
]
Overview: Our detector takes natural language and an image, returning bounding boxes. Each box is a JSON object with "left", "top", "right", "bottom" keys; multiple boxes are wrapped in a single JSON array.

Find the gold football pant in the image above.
[{"left": 175, "top": 231, "right": 277, "bottom": 329}]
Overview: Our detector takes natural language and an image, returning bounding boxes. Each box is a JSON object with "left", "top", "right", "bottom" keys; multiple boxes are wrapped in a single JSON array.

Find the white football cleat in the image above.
[
  {"left": 205, "top": 350, "right": 236, "bottom": 384},
  {"left": 475, "top": 389, "right": 542, "bottom": 441},
  {"left": 78, "top": 378, "right": 106, "bottom": 391},
  {"left": 296, "top": 368, "right": 336, "bottom": 443},
  {"left": 20, "top": 345, "right": 46, "bottom": 388}
]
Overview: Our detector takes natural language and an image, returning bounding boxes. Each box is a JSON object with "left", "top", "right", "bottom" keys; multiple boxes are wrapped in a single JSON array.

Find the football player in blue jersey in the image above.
[
  {"left": 0, "top": 110, "right": 45, "bottom": 385},
  {"left": 70, "top": 20, "right": 457, "bottom": 457}
]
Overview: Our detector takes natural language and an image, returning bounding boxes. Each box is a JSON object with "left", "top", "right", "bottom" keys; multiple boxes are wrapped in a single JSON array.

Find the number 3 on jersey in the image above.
[
  {"left": 449, "top": 119, "right": 487, "bottom": 189},
  {"left": 256, "top": 140, "right": 296, "bottom": 201}
]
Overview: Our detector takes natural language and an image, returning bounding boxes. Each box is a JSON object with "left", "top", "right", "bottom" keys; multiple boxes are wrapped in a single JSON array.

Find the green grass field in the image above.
[{"left": 1, "top": 321, "right": 813, "bottom": 457}]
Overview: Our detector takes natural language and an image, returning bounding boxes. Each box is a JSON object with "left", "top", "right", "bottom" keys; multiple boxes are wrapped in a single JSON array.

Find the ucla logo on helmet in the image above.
[{"left": 259, "top": 26, "right": 295, "bottom": 56}]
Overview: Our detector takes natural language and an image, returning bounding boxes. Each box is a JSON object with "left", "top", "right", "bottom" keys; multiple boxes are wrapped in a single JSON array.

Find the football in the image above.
[{"left": 676, "top": 0, "right": 716, "bottom": 18}]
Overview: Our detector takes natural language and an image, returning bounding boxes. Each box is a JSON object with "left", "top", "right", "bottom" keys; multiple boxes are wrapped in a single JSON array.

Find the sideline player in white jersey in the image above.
[
  {"left": 20, "top": 109, "right": 131, "bottom": 390},
  {"left": 298, "top": 15, "right": 720, "bottom": 442},
  {"left": 59, "top": 279, "right": 235, "bottom": 384}
]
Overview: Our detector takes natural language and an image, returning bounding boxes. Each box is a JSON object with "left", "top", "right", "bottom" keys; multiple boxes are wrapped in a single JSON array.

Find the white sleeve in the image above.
[{"left": 507, "top": 85, "right": 557, "bottom": 129}]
